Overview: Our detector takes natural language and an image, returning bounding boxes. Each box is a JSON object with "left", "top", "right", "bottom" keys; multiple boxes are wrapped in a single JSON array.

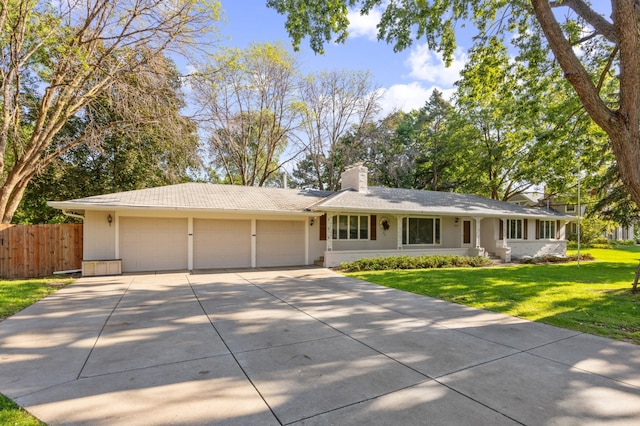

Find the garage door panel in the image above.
[
  {"left": 120, "top": 217, "right": 188, "bottom": 272},
  {"left": 193, "top": 219, "right": 251, "bottom": 269},
  {"left": 256, "top": 220, "right": 305, "bottom": 267}
]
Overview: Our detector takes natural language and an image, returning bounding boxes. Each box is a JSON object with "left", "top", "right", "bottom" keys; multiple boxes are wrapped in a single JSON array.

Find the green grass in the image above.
[
  {"left": 0, "top": 394, "right": 45, "bottom": 426},
  {"left": 0, "top": 277, "right": 74, "bottom": 321},
  {"left": 346, "top": 245, "right": 640, "bottom": 344},
  {"left": 0, "top": 276, "right": 74, "bottom": 425}
]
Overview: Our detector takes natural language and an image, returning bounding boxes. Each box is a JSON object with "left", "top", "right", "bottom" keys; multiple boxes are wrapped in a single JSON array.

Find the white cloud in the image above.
[
  {"left": 347, "top": 8, "right": 381, "bottom": 40},
  {"left": 378, "top": 83, "right": 455, "bottom": 116},
  {"left": 405, "top": 44, "right": 468, "bottom": 88},
  {"left": 180, "top": 63, "right": 199, "bottom": 95}
]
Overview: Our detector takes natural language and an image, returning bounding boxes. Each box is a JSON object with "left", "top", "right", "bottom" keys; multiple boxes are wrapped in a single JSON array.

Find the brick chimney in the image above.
[{"left": 340, "top": 163, "right": 368, "bottom": 192}]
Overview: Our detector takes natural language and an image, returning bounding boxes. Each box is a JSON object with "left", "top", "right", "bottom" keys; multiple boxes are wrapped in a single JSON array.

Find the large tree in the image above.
[
  {"left": 267, "top": 0, "right": 640, "bottom": 208},
  {"left": 191, "top": 42, "right": 302, "bottom": 186},
  {"left": 298, "top": 69, "right": 381, "bottom": 190},
  {"left": 0, "top": 0, "right": 220, "bottom": 223},
  {"left": 15, "top": 57, "right": 199, "bottom": 224}
]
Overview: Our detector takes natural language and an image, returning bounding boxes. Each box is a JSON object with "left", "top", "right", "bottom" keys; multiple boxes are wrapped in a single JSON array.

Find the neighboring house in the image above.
[{"left": 48, "top": 164, "right": 573, "bottom": 275}]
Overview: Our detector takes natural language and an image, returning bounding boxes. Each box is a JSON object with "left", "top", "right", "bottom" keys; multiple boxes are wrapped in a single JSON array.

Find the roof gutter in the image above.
[
  {"left": 53, "top": 204, "right": 318, "bottom": 217},
  {"left": 62, "top": 209, "right": 85, "bottom": 220},
  {"left": 310, "top": 207, "right": 574, "bottom": 221}
]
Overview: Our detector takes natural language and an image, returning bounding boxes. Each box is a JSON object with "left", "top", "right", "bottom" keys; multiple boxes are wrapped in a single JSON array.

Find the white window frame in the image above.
[
  {"left": 565, "top": 204, "right": 576, "bottom": 213},
  {"left": 332, "top": 214, "right": 369, "bottom": 240},
  {"left": 402, "top": 217, "right": 441, "bottom": 245},
  {"left": 506, "top": 219, "right": 523, "bottom": 240},
  {"left": 539, "top": 220, "right": 557, "bottom": 240}
]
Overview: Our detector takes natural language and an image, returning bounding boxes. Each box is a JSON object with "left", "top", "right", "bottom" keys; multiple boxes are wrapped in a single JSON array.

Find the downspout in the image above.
[{"left": 62, "top": 210, "right": 84, "bottom": 220}]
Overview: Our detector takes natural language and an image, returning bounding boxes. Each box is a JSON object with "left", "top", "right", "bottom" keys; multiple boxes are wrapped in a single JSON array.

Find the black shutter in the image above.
[
  {"left": 319, "top": 214, "right": 327, "bottom": 241},
  {"left": 370, "top": 215, "right": 377, "bottom": 240}
]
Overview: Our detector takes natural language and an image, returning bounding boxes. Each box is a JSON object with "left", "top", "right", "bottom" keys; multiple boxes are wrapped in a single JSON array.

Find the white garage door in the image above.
[
  {"left": 256, "top": 220, "right": 305, "bottom": 267},
  {"left": 119, "top": 217, "right": 188, "bottom": 272},
  {"left": 193, "top": 219, "right": 251, "bottom": 269}
]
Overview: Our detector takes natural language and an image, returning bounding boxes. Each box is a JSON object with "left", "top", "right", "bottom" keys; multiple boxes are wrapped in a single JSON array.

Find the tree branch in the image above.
[
  {"left": 550, "top": 0, "right": 618, "bottom": 43},
  {"left": 531, "top": 0, "right": 616, "bottom": 133}
]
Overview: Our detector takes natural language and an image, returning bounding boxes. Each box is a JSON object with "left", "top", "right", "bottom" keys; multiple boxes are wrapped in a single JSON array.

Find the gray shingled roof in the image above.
[
  {"left": 48, "top": 183, "right": 332, "bottom": 214},
  {"left": 48, "top": 183, "right": 572, "bottom": 219},
  {"left": 312, "top": 187, "right": 570, "bottom": 219}
]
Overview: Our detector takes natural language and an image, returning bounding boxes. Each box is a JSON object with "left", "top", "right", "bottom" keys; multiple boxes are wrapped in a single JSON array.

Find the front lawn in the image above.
[
  {"left": 346, "top": 245, "right": 640, "bottom": 344},
  {"left": 0, "top": 394, "right": 44, "bottom": 426},
  {"left": 0, "top": 277, "right": 74, "bottom": 321}
]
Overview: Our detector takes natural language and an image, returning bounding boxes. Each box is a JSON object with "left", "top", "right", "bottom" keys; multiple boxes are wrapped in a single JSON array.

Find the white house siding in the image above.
[
  {"left": 509, "top": 240, "right": 567, "bottom": 258},
  {"left": 193, "top": 219, "right": 251, "bottom": 269},
  {"left": 478, "top": 218, "right": 498, "bottom": 253},
  {"left": 309, "top": 217, "right": 326, "bottom": 263},
  {"left": 256, "top": 220, "right": 306, "bottom": 267},
  {"left": 440, "top": 216, "right": 462, "bottom": 248},
  {"left": 119, "top": 217, "right": 188, "bottom": 272},
  {"left": 83, "top": 210, "right": 116, "bottom": 260}
]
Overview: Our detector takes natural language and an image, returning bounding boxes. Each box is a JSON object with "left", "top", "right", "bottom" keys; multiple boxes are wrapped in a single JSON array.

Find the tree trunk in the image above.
[
  {"left": 531, "top": 0, "right": 640, "bottom": 208},
  {"left": 2, "top": 178, "right": 30, "bottom": 223},
  {"left": 633, "top": 262, "right": 640, "bottom": 294}
]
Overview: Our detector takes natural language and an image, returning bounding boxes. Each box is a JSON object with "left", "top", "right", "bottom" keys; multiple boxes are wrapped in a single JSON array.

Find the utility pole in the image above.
[{"left": 577, "top": 149, "right": 581, "bottom": 267}]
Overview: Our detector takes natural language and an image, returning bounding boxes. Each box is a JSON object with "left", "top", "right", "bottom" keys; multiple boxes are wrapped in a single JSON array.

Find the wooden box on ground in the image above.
[{"left": 82, "top": 260, "right": 122, "bottom": 277}]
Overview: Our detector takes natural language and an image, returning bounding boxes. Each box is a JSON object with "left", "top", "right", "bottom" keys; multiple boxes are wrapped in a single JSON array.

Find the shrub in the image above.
[
  {"left": 520, "top": 253, "right": 595, "bottom": 264},
  {"left": 613, "top": 239, "right": 636, "bottom": 246},
  {"left": 339, "top": 255, "right": 493, "bottom": 272}
]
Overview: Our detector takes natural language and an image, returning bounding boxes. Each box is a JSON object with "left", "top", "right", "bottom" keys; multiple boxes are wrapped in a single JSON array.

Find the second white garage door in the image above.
[
  {"left": 119, "top": 217, "right": 188, "bottom": 272},
  {"left": 256, "top": 220, "right": 305, "bottom": 267},
  {"left": 193, "top": 219, "right": 251, "bottom": 269}
]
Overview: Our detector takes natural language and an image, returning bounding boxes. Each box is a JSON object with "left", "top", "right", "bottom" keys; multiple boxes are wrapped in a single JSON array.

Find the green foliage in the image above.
[
  {"left": 346, "top": 246, "right": 640, "bottom": 343},
  {"left": 13, "top": 56, "right": 199, "bottom": 224},
  {"left": 520, "top": 253, "right": 595, "bottom": 264},
  {"left": 1, "top": 0, "right": 220, "bottom": 222},
  {"left": 589, "top": 164, "right": 640, "bottom": 227},
  {"left": 340, "top": 255, "right": 492, "bottom": 272},
  {"left": 0, "top": 393, "right": 44, "bottom": 426},
  {"left": 270, "top": 1, "right": 640, "bottom": 213},
  {"left": 566, "top": 216, "right": 615, "bottom": 245},
  {"left": 192, "top": 42, "right": 300, "bottom": 187}
]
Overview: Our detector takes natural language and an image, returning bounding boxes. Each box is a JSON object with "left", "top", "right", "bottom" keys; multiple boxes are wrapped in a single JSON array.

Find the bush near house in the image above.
[
  {"left": 340, "top": 255, "right": 492, "bottom": 272},
  {"left": 520, "top": 253, "right": 595, "bottom": 264}
]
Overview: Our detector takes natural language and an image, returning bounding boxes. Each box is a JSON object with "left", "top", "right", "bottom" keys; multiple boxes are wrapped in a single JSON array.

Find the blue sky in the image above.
[{"left": 218, "top": 2, "right": 469, "bottom": 116}]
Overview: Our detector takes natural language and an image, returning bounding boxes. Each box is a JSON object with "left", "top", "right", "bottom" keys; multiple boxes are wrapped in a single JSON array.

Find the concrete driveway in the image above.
[{"left": 2, "top": 268, "right": 640, "bottom": 425}]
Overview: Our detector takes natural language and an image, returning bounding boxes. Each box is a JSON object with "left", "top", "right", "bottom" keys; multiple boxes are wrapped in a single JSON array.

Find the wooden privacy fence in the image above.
[{"left": 0, "top": 223, "right": 83, "bottom": 279}]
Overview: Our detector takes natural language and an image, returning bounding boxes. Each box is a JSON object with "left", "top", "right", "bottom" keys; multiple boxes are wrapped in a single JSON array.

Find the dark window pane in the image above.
[
  {"left": 349, "top": 216, "right": 358, "bottom": 239},
  {"left": 360, "top": 216, "right": 368, "bottom": 239},
  {"left": 409, "top": 218, "right": 420, "bottom": 244},
  {"left": 339, "top": 215, "right": 348, "bottom": 239},
  {"left": 425, "top": 218, "right": 434, "bottom": 244},
  {"left": 332, "top": 215, "right": 337, "bottom": 240}
]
